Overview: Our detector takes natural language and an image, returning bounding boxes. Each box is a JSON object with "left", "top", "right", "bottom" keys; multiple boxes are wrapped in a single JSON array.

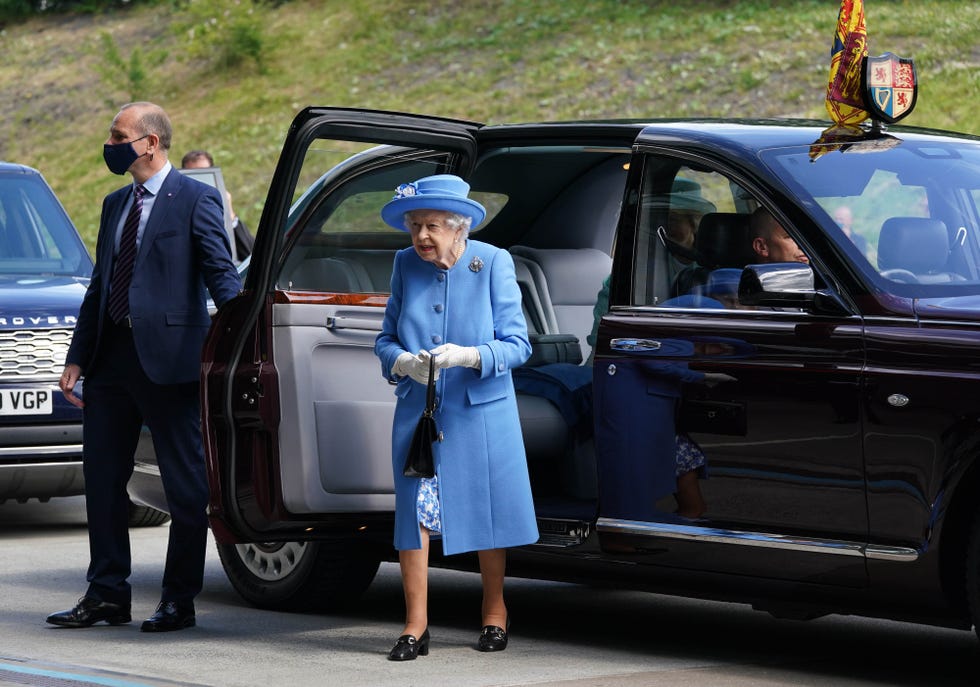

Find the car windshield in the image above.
[
  {"left": 761, "top": 133, "right": 980, "bottom": 295},
  {"left": 0, "top": 172, "right": 92, "bottom": 277}
]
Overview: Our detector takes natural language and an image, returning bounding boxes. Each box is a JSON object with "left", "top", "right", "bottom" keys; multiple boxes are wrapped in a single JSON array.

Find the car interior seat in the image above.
[
  {"left": 877, "top": 217, "right": 963, "bottom": 283},
  {"left": 672, "top": 212, "right": 754, "bottom": 296},
  {"left": 285, "top": 256, "right": 372, "bottom": 292},
  {"left": 510, "top": 246, "right": 611, "bottom": 365}
]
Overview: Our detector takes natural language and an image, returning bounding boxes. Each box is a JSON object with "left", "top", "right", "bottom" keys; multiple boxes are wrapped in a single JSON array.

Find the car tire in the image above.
[
  {"left": 127, "top": 501, "right": 171, "bottom": 527},
  {"left": 216, "top": 540, "right": 381, "bottom": 612}
]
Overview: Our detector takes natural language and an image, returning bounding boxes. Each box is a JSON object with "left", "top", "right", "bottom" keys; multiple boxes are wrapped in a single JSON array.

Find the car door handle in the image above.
[
  {"left": 325, "top": 316, "right": 383, "bottom": 331},
  {"left": 610, "top": 338, "right": 662, "bottom": 352}
]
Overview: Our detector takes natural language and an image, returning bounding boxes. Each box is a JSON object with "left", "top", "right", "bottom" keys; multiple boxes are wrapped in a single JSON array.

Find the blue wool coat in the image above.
[{"left": 375, "top": 240, "right": 539, "bottom": 554}]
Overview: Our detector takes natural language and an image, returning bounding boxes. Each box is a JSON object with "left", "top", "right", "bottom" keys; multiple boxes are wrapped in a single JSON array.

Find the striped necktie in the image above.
[{"left": 107, "top": 184, "right": 146, "bottom": 324}]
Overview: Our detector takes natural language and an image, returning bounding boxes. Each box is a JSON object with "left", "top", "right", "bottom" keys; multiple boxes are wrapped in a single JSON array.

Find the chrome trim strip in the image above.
[
  {"left": 597, "top": 517, "right": 919, "bottom": 562},
  {"left": 0, "top": 445, "right": 82, "bottom": 458},
  {"left": 864, "top": 544, "right": 920, "bottom": 562}
]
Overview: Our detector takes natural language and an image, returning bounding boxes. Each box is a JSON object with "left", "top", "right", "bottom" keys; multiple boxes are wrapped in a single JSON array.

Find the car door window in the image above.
[
  {"left": 276, "top": 143, "right": 504, "bottom": 294},
  {"left": 633, "top": 159, "right": 780, "bottom": 310}
]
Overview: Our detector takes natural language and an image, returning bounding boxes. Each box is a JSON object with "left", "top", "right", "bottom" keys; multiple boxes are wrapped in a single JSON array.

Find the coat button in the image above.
[
  {"left": 433, "top": 304, "right": 444, "bottom": 313},
  {"left": 497, "top": 362, "right": 505, "bottom": 372},
  {"left": 432, "top": 334, "right": 442, "bottom": 344},
  {"left": 437, "top": 273, "right": 446, "bottom": 282}
]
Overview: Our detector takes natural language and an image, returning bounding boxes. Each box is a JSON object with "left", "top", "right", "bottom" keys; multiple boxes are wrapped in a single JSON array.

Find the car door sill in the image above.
[{"left": 596, "top": 517, "right": 919, "bottom": 562}]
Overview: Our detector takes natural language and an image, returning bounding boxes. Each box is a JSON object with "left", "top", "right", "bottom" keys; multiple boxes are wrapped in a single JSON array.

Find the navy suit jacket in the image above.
[{"left": 68, "top": 167, "right": 242, "bottom": 385}]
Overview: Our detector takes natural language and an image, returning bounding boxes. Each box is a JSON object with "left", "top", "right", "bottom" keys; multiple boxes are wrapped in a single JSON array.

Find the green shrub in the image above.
[
  {"left": 171, "top": 0, "right": 268, "bottom": 73},
  {"left": 91, "top": 31, "right": 169, "bottom": 104}
]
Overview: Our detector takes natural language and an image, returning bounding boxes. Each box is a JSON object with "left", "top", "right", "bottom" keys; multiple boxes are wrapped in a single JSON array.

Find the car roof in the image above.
[
  {"left": 475, "top": 117, "right": 980, "bottom": 151},
  {"left": 0, "top": 161, "right": 44, "bottom": 176}
]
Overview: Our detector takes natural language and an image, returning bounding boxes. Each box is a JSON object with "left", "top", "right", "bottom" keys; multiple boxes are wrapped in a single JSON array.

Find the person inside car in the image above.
[
  {"left": 832, "top": 205, "right": 871, "bottom": 259},
  {"left": 375, "top": 174, "right": 538, "bottom": 660},
  {"left": 659, "top": 178, "right": 717, "bottom": 266},
  {"left": 749, "top": 207, "right": 809, "bottom": 264}
]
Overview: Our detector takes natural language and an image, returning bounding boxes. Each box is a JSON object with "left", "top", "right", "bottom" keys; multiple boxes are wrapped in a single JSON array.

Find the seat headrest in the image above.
[
  {"left": 695, "top": 213, "right": 754, "bottom": 269},
  {"left": 877, "top": 217, "right": 949, "bottom": 274}
]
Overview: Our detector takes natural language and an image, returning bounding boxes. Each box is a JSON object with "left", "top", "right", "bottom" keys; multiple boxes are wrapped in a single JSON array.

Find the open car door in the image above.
[{"left": 203, "top": 108, "right": 480, "bottom": 546}]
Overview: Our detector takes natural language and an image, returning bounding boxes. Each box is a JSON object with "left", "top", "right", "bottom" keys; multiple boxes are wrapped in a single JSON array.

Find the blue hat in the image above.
[{"left": 381, "top": 174, "right": 487, "bottom": 231}]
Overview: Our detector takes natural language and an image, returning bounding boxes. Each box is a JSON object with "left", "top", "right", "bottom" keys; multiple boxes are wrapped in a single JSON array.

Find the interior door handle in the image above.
[
  {"left": 325, "top": 316, "right": 383, "bottom": 331},
  {"left": 610, "top": 338, "right": 662, "bottom": 352}
]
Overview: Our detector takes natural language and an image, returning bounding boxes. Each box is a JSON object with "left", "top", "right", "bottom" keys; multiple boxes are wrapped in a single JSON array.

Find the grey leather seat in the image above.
[{"left": 878, "top": 217, "right": 963, "bottom": 283}]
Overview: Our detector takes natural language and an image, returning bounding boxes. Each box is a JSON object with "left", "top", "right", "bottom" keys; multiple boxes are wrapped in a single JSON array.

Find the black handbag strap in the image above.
[{"left": 424, "top": 354, "right": 436, "bottom": 415}]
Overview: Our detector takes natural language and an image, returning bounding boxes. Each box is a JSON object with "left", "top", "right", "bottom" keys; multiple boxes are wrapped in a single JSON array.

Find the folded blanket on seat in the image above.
[{"left": 513, "top": 363, "right": 593, "bottom": 437}]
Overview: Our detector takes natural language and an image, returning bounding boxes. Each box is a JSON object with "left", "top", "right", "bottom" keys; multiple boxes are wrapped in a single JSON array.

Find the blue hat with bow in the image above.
[{"left": 381, "top": 174, "right": 487, "bottom": 231}]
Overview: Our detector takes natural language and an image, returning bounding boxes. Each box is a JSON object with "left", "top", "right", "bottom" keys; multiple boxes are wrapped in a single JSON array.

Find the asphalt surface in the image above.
[{"left": 1, "top": 496, "right": 978, "bottom": 686}]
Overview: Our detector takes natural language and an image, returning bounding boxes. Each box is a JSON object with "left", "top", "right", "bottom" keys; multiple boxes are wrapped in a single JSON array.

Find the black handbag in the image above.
[{"left": 402, "top": 355, "right": 439, "bottom": 478}]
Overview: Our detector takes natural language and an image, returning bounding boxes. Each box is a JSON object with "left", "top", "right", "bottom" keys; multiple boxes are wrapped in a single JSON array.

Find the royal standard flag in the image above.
[{"left": 826, "top": 0, "right": 870, "bottom": 125}]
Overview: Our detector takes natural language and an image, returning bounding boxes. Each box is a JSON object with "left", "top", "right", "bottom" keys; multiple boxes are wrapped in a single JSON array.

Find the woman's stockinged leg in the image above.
[
  {"left": 675, "top": 470, "right": 706, "bottom": 519},
  {"left": 478, "top": 548, "right": 507, "bottom": 628},
  {"left": 399, "top": 526, "right": 430, "bottom": 638}
]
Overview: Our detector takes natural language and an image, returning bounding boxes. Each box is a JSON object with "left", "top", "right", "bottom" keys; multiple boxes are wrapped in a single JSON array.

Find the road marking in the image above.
[{"left": 0, "top": 660, "right": 158, "bottom": 687}]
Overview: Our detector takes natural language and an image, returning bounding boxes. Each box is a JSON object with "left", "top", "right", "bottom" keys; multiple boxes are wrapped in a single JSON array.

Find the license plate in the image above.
[{"left": 0, "top": 388, "right": 54, "bottom": 415}]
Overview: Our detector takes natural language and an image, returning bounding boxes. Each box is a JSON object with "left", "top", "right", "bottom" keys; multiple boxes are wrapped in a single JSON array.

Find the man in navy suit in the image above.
[{"left": 47, "top": 102, "right": 242, "bottom": 632}]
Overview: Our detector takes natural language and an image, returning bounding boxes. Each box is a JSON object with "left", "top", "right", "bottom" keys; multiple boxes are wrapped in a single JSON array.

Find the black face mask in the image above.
[{"left": 103, "top": 135, "right": 149, "bottom": 175}]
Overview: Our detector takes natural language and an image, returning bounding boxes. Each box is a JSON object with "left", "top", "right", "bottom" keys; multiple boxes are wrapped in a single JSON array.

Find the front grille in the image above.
[{"left": 0, "top": 328, "right": 72, "bottom": 380}]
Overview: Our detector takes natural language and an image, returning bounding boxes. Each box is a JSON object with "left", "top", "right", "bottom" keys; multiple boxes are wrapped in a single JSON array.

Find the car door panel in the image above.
[
  {"left": 275, "top": 302, "right": 395, "bottom": 508},
  {"left": 594, "top": 309, "right": 869, "bottom": 585}
]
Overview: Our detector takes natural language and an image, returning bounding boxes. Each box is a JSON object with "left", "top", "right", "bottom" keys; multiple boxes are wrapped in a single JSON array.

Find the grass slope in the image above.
[{"left": 1, "top": 0, "right": 978, "bottom": 251}]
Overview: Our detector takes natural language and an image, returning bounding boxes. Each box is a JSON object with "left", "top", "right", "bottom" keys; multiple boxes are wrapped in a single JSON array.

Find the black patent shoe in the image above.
[
  {"left": 140, "top": 600, "right": 196, "bottom": 632},
  {"left": 477, "top": 617, "right": 510, "bottom": 652},
  {"left": 46, "top": 596, "right": 131, "bottom": 628},
  {"left": 388, "top": 629, "right": 430, "bottom": 661}
]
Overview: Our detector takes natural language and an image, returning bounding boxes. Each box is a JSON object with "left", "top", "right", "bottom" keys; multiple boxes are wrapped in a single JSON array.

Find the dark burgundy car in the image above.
[{"left": 132, "top": 108, "right": 980, "bottom": 641}]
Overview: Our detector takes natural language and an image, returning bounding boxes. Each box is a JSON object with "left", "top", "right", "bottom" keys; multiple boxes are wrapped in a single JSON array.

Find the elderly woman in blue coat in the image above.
[{"left": 375, "top": 174, "right": 539, "bottom": 661}]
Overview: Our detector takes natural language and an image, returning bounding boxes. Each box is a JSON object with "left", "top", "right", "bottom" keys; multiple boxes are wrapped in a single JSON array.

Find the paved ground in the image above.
[{"left": 1, "top": 497, "right": 978, "bottom": 686}]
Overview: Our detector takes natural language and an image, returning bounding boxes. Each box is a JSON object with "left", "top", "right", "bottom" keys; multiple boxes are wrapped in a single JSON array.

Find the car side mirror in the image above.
[{"left": 737, "top": 263, "right": 848, "bottom": 315}]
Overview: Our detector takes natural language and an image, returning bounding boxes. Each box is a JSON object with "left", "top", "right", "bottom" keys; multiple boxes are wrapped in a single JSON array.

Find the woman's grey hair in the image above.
[{"left": 403, "top": 210, "right": 472, "bottom": 236}]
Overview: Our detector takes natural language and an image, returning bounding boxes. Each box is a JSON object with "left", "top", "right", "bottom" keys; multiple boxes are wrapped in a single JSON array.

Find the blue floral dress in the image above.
[
  {"left": 417, "top": 476, "right": 442, "bottom": 533},
  {"left": 675, "top": 433, "right": 707, "bottom": 476}
]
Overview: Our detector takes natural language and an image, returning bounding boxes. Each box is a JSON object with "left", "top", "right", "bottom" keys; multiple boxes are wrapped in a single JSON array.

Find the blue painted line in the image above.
[{"left": 0, "top": 661, "right": 156, "bottom": 687}]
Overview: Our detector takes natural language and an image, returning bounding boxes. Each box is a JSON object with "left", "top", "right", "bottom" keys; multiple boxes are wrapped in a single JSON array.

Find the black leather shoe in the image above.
[
  {"left": 139, "top": 601, "right": 196, "bottom": 632},
  {"left": 477, "top": 618, "right": 510, "bottom": 652},
  {"left": 46, "top": 596, "right": 131, "bottom": 628},
  {"left": 388, "top": 629, "right": 430, "bottom": 661}
]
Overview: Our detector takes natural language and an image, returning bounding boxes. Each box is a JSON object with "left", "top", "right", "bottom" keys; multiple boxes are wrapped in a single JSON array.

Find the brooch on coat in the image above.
[{"left": 469, "top": 256, "right": 484, "bottom": 273}]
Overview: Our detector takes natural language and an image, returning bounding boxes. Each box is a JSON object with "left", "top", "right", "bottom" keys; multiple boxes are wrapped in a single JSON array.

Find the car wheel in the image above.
[
  {"left": 216, "top": 540, "right": 381, "bottom": 612},
  {"left": 127, "top": 501, "right": 171, "bottom": 527}
]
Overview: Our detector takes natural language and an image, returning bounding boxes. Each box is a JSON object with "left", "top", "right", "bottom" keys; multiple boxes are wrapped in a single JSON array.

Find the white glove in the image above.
[
  {"left": 703, "top": 372, "right": 737, "bottom": 387},
  {"left": 431, "top": 343, "right": 481, "bottom": 370},
  {"left": 391, "top": 350, "right": 439, "bottom": 384}
]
